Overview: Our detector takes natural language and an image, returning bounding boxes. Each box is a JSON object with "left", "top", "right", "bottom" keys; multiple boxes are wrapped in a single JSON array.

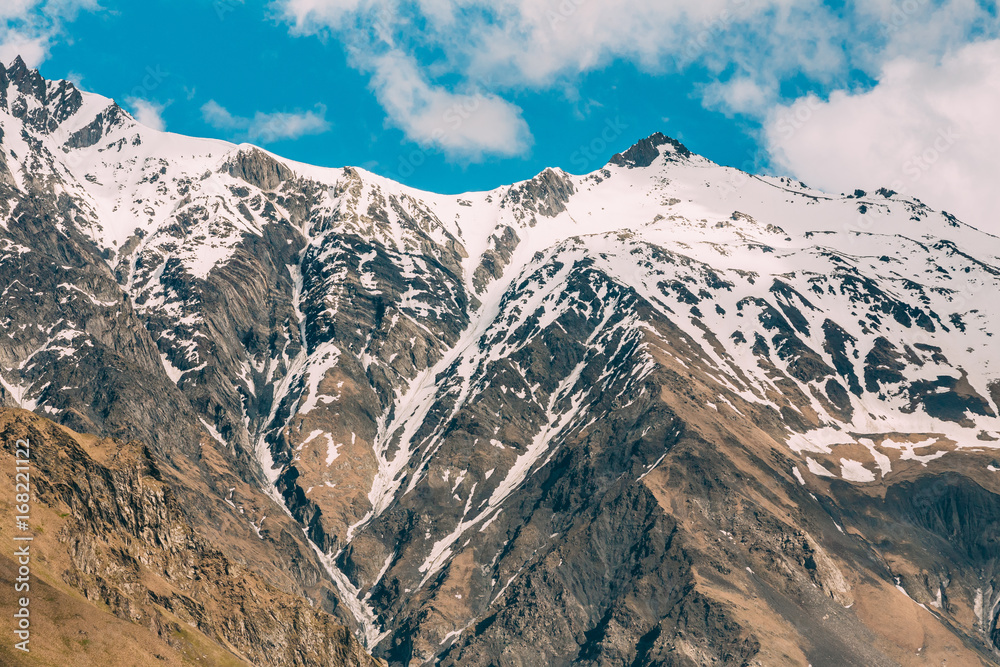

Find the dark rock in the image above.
[
  {"left": 609, "top": 132, "right": 691, "bottom": 168},
  {"left": 222, "top": 146, "right": 294, "bottom": 190}
]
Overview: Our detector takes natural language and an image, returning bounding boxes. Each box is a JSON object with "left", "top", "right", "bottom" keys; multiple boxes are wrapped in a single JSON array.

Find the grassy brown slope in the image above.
[
  {"left": 0, "top": 408, "right": 382, "bottom": 667},
  {"left": 0, "top": 553, "right": 248, "bottom": 667}
]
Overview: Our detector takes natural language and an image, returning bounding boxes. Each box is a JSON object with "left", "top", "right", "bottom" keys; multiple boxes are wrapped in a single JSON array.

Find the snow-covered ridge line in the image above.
[
  {"left": 7, "top": 57, "right": 1000, "bottom": 657},
  {"left": 7, "top": 52, "right": 1000, "bottom": 514},
  {"left": 6, "top": 56, "right": 996, "bottom": 290}
]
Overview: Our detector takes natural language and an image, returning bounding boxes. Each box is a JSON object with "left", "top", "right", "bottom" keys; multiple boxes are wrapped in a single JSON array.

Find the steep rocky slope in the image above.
[
  {"left": 0, "top": 409, "right": 381, "bottom": 667},
  {"left": 1, "top": 56, "right": 1000, "bottom": 665}
]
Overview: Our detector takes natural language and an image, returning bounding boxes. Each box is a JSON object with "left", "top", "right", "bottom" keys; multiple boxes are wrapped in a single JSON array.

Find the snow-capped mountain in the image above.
[{"left": 2, "top": 56, "right": 999, "bottom": 665}]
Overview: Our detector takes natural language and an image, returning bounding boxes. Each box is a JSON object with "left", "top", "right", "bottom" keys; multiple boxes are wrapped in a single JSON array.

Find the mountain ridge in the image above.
[{"left": 1, "top": 56, "right": 1000, "bottom": 665}]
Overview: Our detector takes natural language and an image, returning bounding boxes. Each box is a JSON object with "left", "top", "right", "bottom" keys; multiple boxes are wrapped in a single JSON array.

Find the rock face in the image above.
[
  {"left": 223, "top": 146, "right": 295, "bottom": 190},
  {"left": 1, "top": 57, "right": 1000, "bottom": 665},
  {"left": 610, "top": 131, "right": 691, "bottom": 167},
  {"left": 0, "top": 409, "right": 382, "bottom": 667}
]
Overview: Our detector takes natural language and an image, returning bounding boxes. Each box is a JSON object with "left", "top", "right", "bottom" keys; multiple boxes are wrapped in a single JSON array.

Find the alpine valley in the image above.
[{"left": 1, "top": 56, "right": 1000, "bottom": 666}]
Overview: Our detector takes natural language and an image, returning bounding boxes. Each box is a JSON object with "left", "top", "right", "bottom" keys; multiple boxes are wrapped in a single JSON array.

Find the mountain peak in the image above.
[
  {"left": 0, "top": 55, "right": 94, "bottom": 138},
  {"left": 7, "top": 54, "right": 29, "bottom": 76},
  {"left": 609, "top": 132, "right": 692, "bottom": 169},
  {"left": 5, "top": 54, "right": 46, "bottom": 99}
]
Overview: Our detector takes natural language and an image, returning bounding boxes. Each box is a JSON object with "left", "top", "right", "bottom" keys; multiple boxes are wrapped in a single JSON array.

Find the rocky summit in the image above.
[{"left": 1, "top": 57, "right": 999, "bottom": 666}]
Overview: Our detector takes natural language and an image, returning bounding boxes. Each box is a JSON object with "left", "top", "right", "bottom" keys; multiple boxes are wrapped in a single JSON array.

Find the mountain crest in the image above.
[
  {"left": 609, "top": 131, "right": 692, "bottom": 168},
  {"left": 1, "top": 54, "right": 89, "bottom": 137},
  {"left": 2, "top": 59, "right": 1000, "bottom": 667},
  {"left": 5, "top": 54, "right": 48, "bottom": 100}
]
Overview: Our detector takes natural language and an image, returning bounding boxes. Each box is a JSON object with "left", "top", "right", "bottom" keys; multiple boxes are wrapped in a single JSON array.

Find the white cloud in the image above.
[
  {"left": 275, "top": 0, "right": 868, "bottom": 158},
  {"left": 701, "top": 77, "right": 776, "bottom": 117},
  {"left": 365, "top": 49, "right": 532, "bottom": 160},
  {"left": 764, "top": 39, "right": 1000, "bottom": 233},
  {"left": 0, "top": 1, "right": 43, "bottom": 22},
  {"left": 274, "top": 0, "right": 847, "bottom": 157},
  {"left": 279, "top": 0, "right": 835, "bottom": 81},
  {"left": 280, "top": 0, "right": 370, "bottom": 31},
  {"left": 1, "top": 0, "right": 99, "bottom": 66},
  {"left": 126, "top": 97, "right": 167, "bottom": 132},
  {"left": 0, "top": 30, "right": 47, "bottom": 66},
  {"left": 468, "top": 1, "right": 847, "bottom": 88},
  {"left": 273, "top": 0, "right": 1000, "bottom": 173},
  {"left": 201, "top": 99, "right": 236, "bottom": 127},
  {"left": 278, "top": 0, "right": 850, "bottom": 87},
  {"left": 201, "top": 100, "right": 331, "bottom": 143},
  {"left": 248, "top": 109, "right": 329, "bottom": 143},
  {"left": 851, "top": 0, "right": 997, "bottom": 66}
]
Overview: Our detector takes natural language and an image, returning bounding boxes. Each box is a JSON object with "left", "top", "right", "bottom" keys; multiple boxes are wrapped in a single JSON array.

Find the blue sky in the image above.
[
  {"left": 35, "top": 0, "right": 764, "bottom": 193},
  {"left": 2, "top": 1, "right": 999, "bottom": 230}
]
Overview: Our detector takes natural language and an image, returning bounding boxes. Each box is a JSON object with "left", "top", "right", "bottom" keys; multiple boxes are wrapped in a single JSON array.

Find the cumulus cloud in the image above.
[
  {"left": 0, "top": 30, "right": 47, "bottom": 66},
  {"left": 850, "top": 0, "right": 998, "bottom": 67},
  {"left": 272, "top": 0, "right": 1000, "bottom": 197},
  {"left": 201, "top": 100, "right": 331, "bottom": 143},
  {"left": 126, "top": 97, "right": 167, "bottom": 132},
  {"left": 279, "top": 0, "right": 843, "bottom": 86},
  {"left": 764, "top": 39, "right": 1000, "bottom": 233},
  {"left": 274, "top": 0, "right": 853, "bottom": 158},
  {"left": 366, "top": 49, "right": 532, "bottom": 160},
  {"left": 201, "top": 100, "right": 239, "bottom": 128},
  {"left": 1, "top": 0, "right": 99, "bottom": 66},
  {"left": 0, "top": 1, "right": 45, "bottom": 22},
  {"left": 701, "top": 77, "right": 777, "bottom": 118}
]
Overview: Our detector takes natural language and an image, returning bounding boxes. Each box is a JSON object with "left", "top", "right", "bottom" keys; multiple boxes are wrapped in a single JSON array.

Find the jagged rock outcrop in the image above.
[
  {"left": 223, "top": 146, "right": 295, "bottom": 191},
  {"left": 610, "top": 131, "right": 691, "bottom": 168},
  {"left": 0, "top": 409, "right": 382, "bottom": 667}
]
